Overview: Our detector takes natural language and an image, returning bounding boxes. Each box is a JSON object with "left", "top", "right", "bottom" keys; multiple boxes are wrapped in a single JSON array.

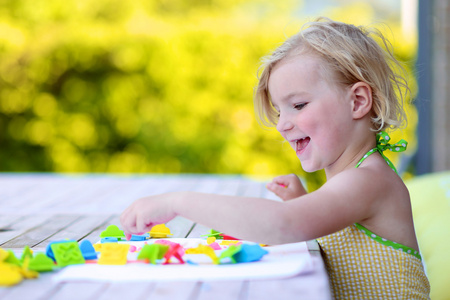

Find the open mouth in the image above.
[{"left": 296, "top": 137, "right": 310, "bottom": 153}]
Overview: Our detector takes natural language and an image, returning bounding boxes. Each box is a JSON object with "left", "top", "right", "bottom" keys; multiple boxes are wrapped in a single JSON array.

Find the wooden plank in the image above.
[
  {"left": 77, "top": 214, "right": 194, "bottom": 241},
  {"left": 0, "top": 215, "right": 22, "bottom": 230},
  {"left": 0, "top": 175, "right": 332, "bottom": 300},
  {"left": 166, "top": 216, "right": 195, "bottom": 238},
  {"left": 38, "top": 178, "right": 123, "bottom": 213},
  {"left": 78, "top": 179, "right": 164, "bottom": 214},
  {"left": 46, "top": 282, "right": 107, "bottom": 300},
  {"left": 0, "top": 177, "right": 46, "bottom": 211},
  {"left": 0, "top": 273, "right": 59, "bottom": 300},
  {"left": 149, "top": 282, "right": 200, "bottom": 300},
  {"left": 96, "top": 282, "right": 155, "bottom": 300},
  {"left": 0, "top": 215, "right": 52, "bottom": 246},
  {"left": 3, "top": 178, "right": 88, "bottom": 214},
  {"left": 186, "top": 223, "right": 209, "bottom": 238},
  {"left": 196, "top": 281, "right": 246, "bottom": 300},
  {"left": 33, "top": 215, "right": 114, "bottom": 250},
  {"left": 1, "top": 215, "right": 80, "bottom": 249}
]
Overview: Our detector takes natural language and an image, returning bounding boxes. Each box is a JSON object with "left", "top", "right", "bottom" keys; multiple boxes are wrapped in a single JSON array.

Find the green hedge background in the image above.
[{"left": 0, "top": 0, "right": 417, "bottom": 191}]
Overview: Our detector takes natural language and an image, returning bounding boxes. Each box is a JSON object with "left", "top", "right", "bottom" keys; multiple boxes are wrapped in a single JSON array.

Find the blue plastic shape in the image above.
[
  {"left": 130, "top": 234, "right": 147, "bottom": 241},
  {"left": 101, "top": 237, "right": 118, "bottom": 243},
  {"left": 233, "top": 244, "right": 268, "bottom": 263},
  {"left": 79, "top": 240, "right": 98, "bottom": 260}
]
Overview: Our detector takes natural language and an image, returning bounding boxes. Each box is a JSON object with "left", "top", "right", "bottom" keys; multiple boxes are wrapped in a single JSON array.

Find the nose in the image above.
[{"left": 276, "top": 112, "right": 294, "bottom": 132}]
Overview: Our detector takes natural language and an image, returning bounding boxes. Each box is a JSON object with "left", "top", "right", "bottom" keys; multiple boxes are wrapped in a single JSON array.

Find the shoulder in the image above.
[
  {"left": 286, "top": 155, "right": 410, "bottom": 240},
  {"left": 321, "top": 157, "right": 408, "bottom": 219}
]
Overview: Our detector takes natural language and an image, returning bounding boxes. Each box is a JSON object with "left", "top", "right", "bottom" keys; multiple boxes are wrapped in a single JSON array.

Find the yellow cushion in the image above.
[{"left": 406, "top": 172, "right": 450, "bottom": 300}]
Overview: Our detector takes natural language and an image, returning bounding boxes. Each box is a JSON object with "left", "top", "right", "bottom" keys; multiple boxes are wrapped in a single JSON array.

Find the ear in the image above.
[{"left": 349, "top": 82, "right": 372, "bottom": 120}]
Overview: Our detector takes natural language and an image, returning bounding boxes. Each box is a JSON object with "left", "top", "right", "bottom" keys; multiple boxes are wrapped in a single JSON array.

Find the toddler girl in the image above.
[{"left": 121, "top": 18, "right": 430, "bottom": 299}]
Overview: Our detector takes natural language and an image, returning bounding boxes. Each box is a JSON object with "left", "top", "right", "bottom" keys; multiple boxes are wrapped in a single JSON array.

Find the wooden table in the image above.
[{"left": 0, "top": 173, "right": 331, "bottom": 300}]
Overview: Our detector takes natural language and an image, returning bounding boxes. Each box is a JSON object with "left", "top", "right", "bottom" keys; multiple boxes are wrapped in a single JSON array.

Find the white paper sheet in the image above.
[{"left": 53, "top": 239, "right": 313, "bottom": 282}]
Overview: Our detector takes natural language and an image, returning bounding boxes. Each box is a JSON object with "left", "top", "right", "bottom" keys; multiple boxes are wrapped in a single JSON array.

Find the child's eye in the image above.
[{"left": 294, "top": 103, "right": 307, "bottom": 110}]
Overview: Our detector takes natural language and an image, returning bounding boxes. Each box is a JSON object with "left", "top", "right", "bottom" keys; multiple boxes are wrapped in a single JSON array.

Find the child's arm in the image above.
[
  {"left": 120, "top": 168, "right": 378, "bottom": 245},
  {"left": 266, "top": 174, "right": 307, "bottom": 200}
]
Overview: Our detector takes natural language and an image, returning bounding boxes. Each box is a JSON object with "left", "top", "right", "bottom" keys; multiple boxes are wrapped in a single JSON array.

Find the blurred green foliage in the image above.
[{"left": 0, "top": 0, "right": 417, "bottom": 191}]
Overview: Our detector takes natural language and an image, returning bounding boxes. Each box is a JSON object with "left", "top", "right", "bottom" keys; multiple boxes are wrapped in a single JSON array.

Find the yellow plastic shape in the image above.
[
  {"left": 93, "top": 244, "right": 102, "bottom": 252},
  {"left": 0, "top": 263, "right": 23, "bottom": 286},
  {"left": 98, "top": 243, "right": 130, "bottom": 265},
  {"left": 149, "top": 224, "right": 173, "bottom": 238},
  {"left": 206, "top": 237, "right": 216, "bottom": 244},
  {"left": 185, "top": 248, "right": 202, "bottom": 254},
  {"left": 19, "top": 256, "right": 39, "bottom": 279},
  {"left": 220, "top": 240, "right": 241, "bottom": 245},
  {"left": 0, "top": 248, "right": 9, "bottom": 262},
  {"left": 185, "top": 244, "right": 219, "bottom": 264}
]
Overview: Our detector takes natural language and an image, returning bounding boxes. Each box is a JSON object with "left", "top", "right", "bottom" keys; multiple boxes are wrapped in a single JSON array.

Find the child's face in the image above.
[{"left": 268, "top": 54, "right": 355, "bottom": 173}]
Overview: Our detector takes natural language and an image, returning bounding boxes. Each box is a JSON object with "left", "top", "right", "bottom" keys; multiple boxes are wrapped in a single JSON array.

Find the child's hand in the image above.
[
  {"left": 266, "top": 174, "right": 307, "bottom": 201},
  {"left": 120, "top": 193, "right": 177, "bottom": 237}
]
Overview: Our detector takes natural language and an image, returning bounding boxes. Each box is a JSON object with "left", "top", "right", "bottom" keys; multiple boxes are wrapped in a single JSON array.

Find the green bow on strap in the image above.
[
  {"left": 376, "top": 131, "right": 408, "bottom": 153},
  {"left": 355, "top": 131, "right": 408, "bottom": 174}
]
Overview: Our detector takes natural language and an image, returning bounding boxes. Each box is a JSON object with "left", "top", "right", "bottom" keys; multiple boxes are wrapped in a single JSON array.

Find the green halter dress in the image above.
[{"left": 317, "top": 131, "right": 430, "bottom": 300}]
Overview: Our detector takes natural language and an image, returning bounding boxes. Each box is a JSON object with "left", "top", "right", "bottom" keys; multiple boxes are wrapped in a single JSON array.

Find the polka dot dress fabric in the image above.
[
  {"left": 317, "top": 225, "right": 430, "bottom": 299},
  {"left": 317, "top": 132, "right": 430, "bottom": 299}
]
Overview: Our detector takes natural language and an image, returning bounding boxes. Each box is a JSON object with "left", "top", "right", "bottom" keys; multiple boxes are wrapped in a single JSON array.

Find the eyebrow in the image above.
[{"left": 272, "top": 91, "right": 311, "bottom": 106}]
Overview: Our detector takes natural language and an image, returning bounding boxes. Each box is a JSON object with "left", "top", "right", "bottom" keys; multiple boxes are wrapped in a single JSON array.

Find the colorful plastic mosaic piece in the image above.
[
  {"left": 154, "top": 239, "right": 184, "bottom": 252},
  {"left": 206, "top": 236, "right": 216, "bottom": 244},
  {"left": 130, "top": 233, "right": 148, "bottom": 241},
  {"left": 0, "top": 263, "right": 23, "bottom": 286},
  {"left": 98, "top": 243, "right": 129, "bottom": 265},
  {"left": 209, "top": 242, "right": 222, "bottom": 250},
  {"left": 202, "top": 229, "right": 223, "bottom": 239},
  {"left": 137, "top": 244, "right": 169, "bottom": 264},
  {"left": 149, "top": 224, "right": 173, "bottom": 238},
  {"left": 219, "top": 245, "right": 241, "bottom": 264},
  {"left": 4, "top": 250, "right": 21, "bottom": 266},
  {"left": 186, "top": 244, "right": 219, "bottom": 264},
  {"left": 220, "top": 240, "right": 242, "bottom": 246},
  {"left": 100, "top": 225, "right": 125, "bottom": 239},
  {"left": 51, "top": 241, "right": 85, "bottom": 267},
  {"left": 232, "top": 244, "right": 268, "bottom": 263},
  {"left": 20, "top": 245, "right": 33, "bottom": 263},
  {"left": 101, "top": 237, "right": 118, "bottom": 243},
  {"left": 220, "top": 234, "right": 240, "bottom": 240},
  {"left": 18, "top": 256, "right": 39, "bottom": 279},
  {"left": 79, "top": 240, "right": 98, "bottom": 260},
  {"left": 28, "top": 253, "right": 55, "bottom": 272},
  {"left": 0, "top": 248, "right": 8, "bottom": 261},
  {"left": 163, "top": 243, "right": 185, "bottom": 264},
  {"left": 46, "top": 240, "right": 76, "bottom": 261},
  {"left": 202, "top": 229, "right": 240, "bottom": 240}
]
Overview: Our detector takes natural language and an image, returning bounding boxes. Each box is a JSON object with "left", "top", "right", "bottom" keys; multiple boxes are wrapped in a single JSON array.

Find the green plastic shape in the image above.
[
  {"left": 100, "top": 225, "right": 125, "bottom": 240},
  {"left": 51, "top": 241, "right": 85, "bottom": 267},
  {"left": 4, "top": 250, "right": 21, "bottom": 266},
  {"left": 20, "top": 246, "right": 33, "bottom": 263},
  {"left": 201, "top": 229, "right": 223, "bottom": 239},
  {"left": 137, "top": 244, "right": 169, "bottom": 264},
  {"left": 28, "top": 253, "right": 55, "bottom": 272},
  {"left": 219, "top": 245, "right": 242, "bottom": 264}
]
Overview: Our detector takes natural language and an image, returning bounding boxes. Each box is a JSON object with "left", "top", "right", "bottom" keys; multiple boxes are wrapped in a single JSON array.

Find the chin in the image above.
[{"left": 299, "top": 162, "right": 320, "bottom": 173}]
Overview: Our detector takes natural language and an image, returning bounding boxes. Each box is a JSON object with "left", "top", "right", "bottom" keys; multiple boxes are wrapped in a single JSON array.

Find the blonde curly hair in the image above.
[{"left": 255, "top": 17, "right": 408, "bottom": 131}]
